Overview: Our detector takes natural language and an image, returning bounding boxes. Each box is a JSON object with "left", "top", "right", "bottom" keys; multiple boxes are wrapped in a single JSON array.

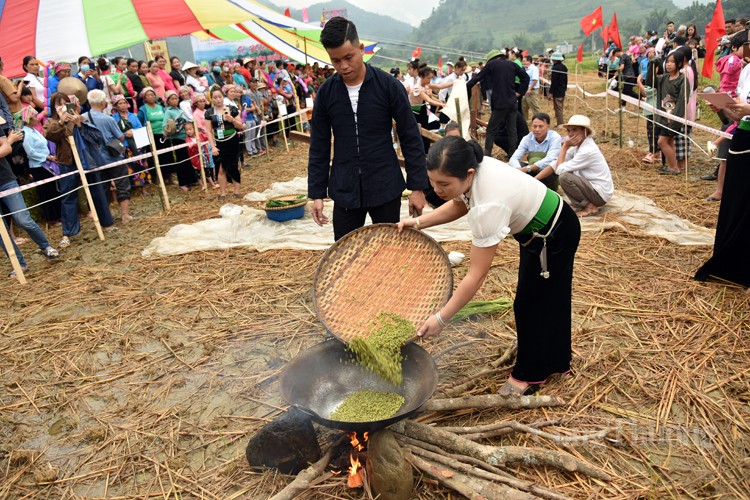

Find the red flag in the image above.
[
  {"left": 302, "top": 7, "right": 309, "bottom": 23},
  {"left": 580, "top": 6, "right": 603, "bottom": 36},
  {"left": 522, "top": 50, "right": 529, "bottom": 57},
  {"left": 577, "top": 44, "right": 584, "bottom": 63},
  {"left": 412, "top": 46, "right": 421, "bottom": 59},
  {"left": 284, "top": 8, "right": 291, "bottom": 17},
  {"left": 703, "top": 0, "right": 726, "bottom": 78},
  {"left": 437, "top": 57, "right": 443, "bottom": 70},
  {"left": 601, "top": 24, "right": 610, "bottom": 44},
  {"left": 609, "top": 13, "right": 622, "bottom": 49}
]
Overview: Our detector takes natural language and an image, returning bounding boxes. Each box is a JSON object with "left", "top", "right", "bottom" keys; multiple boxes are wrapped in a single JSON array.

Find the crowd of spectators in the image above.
[
  {"left": 0, "top": 50, "right": 341, "bottom": 278},
  {"left": 1, "top": 14, "right": 749, "bottom": 279}
]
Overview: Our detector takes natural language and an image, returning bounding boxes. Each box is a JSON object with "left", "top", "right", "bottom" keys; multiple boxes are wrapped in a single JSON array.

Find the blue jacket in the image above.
[{"left": 307, "top": 64, "right": 427, "bottom": 209}]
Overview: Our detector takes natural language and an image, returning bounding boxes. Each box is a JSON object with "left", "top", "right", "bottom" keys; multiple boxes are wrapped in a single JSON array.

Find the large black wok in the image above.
[{"left": 279, "top": 338, "right": 438, "bottom": 432}]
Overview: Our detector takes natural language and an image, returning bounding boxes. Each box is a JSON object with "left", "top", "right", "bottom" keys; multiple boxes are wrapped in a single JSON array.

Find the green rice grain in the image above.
[
  {"left": 330, "top": 390, "right": 405, "bottom": 422},
  {"left": 347, "top": 313, "right": 415, "bottom": 385}
]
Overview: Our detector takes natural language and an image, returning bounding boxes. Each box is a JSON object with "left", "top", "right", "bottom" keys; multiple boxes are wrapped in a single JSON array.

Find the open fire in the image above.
[{"left": 346, "top": 431, "right": 369, "bottom": 488}]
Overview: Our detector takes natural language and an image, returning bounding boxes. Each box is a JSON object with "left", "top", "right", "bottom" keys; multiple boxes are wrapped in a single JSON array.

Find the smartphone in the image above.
[
  {"left": 65, "top": 102, "right": 76, "bottom": 114},
  {"left": 744, "top": 42, "right": 750, "bottom": 60}
]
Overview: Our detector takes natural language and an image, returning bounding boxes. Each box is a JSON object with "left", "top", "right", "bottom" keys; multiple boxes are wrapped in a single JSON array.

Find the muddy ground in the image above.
[{"left": 1, "top": 94, "right": 748, "bottom": 499}]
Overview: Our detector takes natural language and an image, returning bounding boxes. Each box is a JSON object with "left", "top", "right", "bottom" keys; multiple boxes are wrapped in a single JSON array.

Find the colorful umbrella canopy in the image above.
[
  {"left": 193, "top": 20, "right": 379, "bottom": 67},
  {"left": 0, "top": 0, "right": 318, "bottom": 77}
]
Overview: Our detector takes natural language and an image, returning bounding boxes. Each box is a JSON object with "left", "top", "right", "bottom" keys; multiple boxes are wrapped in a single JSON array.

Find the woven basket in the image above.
[
  {"left": 262, "top": 194, "right": 308, "bottom": 211},
  {"left": 313, "top": 224, "right": 453, "bottom": 342}
]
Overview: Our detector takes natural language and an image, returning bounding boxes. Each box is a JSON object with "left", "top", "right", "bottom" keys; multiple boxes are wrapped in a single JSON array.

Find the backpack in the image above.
[{"left": 73, "top": 118, "right": 108, "bottom": 170}]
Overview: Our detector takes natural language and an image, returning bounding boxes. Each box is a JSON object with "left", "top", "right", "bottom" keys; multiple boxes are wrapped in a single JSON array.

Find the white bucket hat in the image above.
[{"left": 564, "top": 115, "right": 595, "bottom": 136}]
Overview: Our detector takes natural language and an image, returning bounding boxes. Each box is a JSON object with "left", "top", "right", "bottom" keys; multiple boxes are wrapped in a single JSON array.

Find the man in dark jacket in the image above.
[
  {"left": 308, "top": 17, "right": 428, "bottom": 240},
  {"left": 467, "top": 49, "right": 530, "bottom": 157},
  {"left": 548, "top": 52, "right": 568, "bottom": 127}
]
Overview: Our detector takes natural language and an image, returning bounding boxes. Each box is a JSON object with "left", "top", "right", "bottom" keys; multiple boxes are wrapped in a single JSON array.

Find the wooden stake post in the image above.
[
  {"left": 68, "top": 136, "right": 105, "bottom": 241},
  {"left": 196, "top": 137, "right": 208, "bottom": 191},
  {"left": 454, "top": 97, "right": 463, "bottom": 138},
  {"left": 291, "top": 80, "right": 303, "bottom": 133},
  {"left": 0, "top": 213, "right": 26, "bottom": 284},
  {"left": 145, "top": 121, "right": 171, "bottom": 211},
  {"left": 279, "top": 112, "right": 290, "bottom": 153},
  {"left": 263, "top": 123, "right": 271, "bottom": 161}
]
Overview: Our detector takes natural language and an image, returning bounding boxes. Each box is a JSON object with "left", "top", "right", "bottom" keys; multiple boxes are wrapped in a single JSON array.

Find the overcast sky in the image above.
[{"left": 270, "top": 0, "right": 442, "bottom": 26}]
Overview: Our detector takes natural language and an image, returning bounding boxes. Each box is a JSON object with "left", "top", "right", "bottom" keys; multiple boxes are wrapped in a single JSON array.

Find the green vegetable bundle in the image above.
[
  {"left": 265, "top": 194, "right": 307, "bottom": 208},
  {"left": 452, "top": 298, "right": 513, "bottom": 322}
]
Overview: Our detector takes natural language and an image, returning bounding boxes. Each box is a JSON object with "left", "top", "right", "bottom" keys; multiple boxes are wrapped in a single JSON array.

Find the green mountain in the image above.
[
  {"left": 262, "top": 0, "right": 414, "bottom": 41},
  {"left": 409, "top": 0, "right": 679, "bottom": 60}
]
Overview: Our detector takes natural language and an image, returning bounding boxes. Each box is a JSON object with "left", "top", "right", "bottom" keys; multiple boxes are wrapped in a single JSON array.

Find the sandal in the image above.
[
  {"left": 8, "top": 267, "right": 29, "bottom": 279},
  {"left": 658, "top": 167, "right": 680, "bottom": 175},
  {"left": 59, "top": 236, "right": 71, "bottom": 248},
  {"left": 44, "top": 246, "right": 60, "bottom": 259},
  {"left": 498, "top": 380, "right": 539, "bottom": 397},
  {"left": 233, "top": 193, "right": 243, "bottom": 199},
  {"left": 705, "top": 195, "right": 720, "bottom": 202}
]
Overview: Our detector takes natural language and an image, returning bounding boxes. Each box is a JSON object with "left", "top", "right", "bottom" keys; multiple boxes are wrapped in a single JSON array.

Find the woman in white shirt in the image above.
[
  {"left": 399, "top": 136, "right": 581, "bottom": 395},
  {"left": 19, "top": 56, "right": 47, "bottom": 113},
  {"left": 536, "top": 115, "right": 613, "bottom": 217}
]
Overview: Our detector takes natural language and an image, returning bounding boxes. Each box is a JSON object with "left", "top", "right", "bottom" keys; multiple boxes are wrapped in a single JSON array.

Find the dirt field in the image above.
[{"left": 1, "top": 89, "right": 748, "bottom": 499}]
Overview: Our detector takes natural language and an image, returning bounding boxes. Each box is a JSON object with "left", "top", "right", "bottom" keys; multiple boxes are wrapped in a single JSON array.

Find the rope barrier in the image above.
[{"left": 0, "top": 108, "right": 309, "bottom": 202}]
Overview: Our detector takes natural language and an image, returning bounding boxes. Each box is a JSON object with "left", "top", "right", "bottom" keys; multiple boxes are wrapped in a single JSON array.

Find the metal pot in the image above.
[{"left": 279, "top": 338, "right": 438, "bottom": 432}]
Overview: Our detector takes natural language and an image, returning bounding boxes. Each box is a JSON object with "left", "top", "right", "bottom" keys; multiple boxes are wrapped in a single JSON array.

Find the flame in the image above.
[
  {"left": 349, "top": 453, "right": 360, "bottom": 475},
  {"left": 348, "top": 431, "right": 368, "bottom": 451},
  {"left": 347, "top": 452, "right": 363, "bottom": 487}
]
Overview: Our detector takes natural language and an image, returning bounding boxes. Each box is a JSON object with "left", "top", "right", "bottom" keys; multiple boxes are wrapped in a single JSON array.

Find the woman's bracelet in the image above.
[
  {"left": 415, "top": 217, "right": 421, "bottom": 229},
  {"left": 435, "top": 311, "right": 447, "bottom": 328}
]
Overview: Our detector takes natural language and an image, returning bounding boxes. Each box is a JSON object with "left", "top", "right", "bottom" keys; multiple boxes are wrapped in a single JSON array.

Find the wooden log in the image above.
[
  {"left": 392, "top": 420, "right": 611, "bottom": 481},
  {"left": 440, "top": 420, "right": 562, "bottom": 435},
  {"left": 422, "top": 393, "right": 565, "bottom": 412},
  {"left": 405, "top": 442, "right": 570, "bottom": 500},
  {"left": 268, "top": 446, "right": 334, "bottom": 500},
  {"left": 406, "top": 451, "right": 536, "bottom": 500}
]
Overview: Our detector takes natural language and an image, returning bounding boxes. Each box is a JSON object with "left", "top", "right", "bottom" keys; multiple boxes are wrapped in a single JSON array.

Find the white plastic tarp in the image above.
[{"left": 142, "top": 177, "right": 715, "bottom": 257}]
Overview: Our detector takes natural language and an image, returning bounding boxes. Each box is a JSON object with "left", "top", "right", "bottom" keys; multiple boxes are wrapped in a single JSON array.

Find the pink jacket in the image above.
[{"left": 716, "top": 54, "right": 742, "bottom": 97}]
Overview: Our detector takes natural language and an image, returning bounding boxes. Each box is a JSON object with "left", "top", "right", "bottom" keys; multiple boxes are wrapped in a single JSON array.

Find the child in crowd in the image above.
[
  {"left": 184, "top": 122, "right": 217, "bottom": 190},
  {"left": 656, "top": 51, "right": 689, "bottom": 175}
]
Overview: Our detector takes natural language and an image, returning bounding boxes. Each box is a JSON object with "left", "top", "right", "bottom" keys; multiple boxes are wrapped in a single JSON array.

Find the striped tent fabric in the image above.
[
  {"left": 0, "top": 0, "right": 320, "bottom": 77},
  {"left": 193, "top": 20, "right": 379, "bottom": 66}
]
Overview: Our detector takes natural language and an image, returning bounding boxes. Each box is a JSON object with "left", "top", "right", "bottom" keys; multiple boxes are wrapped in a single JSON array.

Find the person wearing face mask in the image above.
[
  {"left": 219, "top": 62, "right": 234, "bottom": 87},
  {"left": 206, "top": 60, "right": 221, "bottom": 87},
  {"left": 75, "top": 56, "right": 103, "bottom": 92}
]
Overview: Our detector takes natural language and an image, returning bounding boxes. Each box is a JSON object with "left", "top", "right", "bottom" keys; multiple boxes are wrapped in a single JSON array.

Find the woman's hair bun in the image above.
[{"left": 468, "top": 140, "right": 484, "bottom": 163}]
